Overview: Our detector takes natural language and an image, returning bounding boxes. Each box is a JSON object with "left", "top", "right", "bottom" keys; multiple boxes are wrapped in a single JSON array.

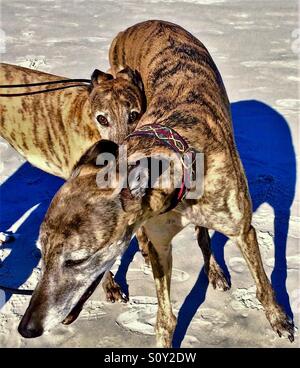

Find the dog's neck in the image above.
[{"left": 64, "top": 91, "right": 100, "bottom": 176}]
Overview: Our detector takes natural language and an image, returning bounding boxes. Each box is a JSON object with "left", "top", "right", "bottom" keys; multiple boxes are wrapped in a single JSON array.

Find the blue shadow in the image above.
[
  {"left": 0, "top": 100, "right": 296, "bottom": 348},
  {"left": 172, "top": 268, "right": 209, "bottom": 347},
  {"left": 114, "top": 237, "right": 139, "bottom": 297},
  {"left": 0, "top": 163, "right": 63, "bottom": 303},
  {"left": 232, "top": 100, "right": 296, "bottom": 321}
]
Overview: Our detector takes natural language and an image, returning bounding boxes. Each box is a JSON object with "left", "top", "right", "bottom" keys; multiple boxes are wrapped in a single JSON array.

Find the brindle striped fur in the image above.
[
  {"left": 19, "top": 21, "right": 294, "bottom": 347},
  {"left": 0, "top": 63, "right": 144, "bottom": 179}
]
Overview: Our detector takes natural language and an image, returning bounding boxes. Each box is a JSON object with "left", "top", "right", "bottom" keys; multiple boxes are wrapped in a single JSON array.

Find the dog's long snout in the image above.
[
  {"left": 18, "top": 310, "right": 44, "bottom": 338},
  {"left": 18, "top": 286, "right": 46, "bottom": 339}
]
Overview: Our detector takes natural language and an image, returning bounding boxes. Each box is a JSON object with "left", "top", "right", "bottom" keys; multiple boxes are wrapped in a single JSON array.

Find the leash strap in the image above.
[
  {"left": 0, "top": 83, "right": 89, "bottom": 97},
  {"left": 0, "top": 285, "right": 33, "bottom": 295},
  {"left": 0, "top": 78, "right": 91, "bottom": 89},
  {"left": 127, "top": 124, "right": 196, "bottom": 210}
]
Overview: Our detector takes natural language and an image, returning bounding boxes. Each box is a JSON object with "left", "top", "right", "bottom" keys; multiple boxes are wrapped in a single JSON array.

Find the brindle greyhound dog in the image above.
[
  {"left": 0, "top": 62, "right": 145, "bottom": 298},
  {"left": 18, "top": 21, "right": 294, "bottom": 347},
  {"left": 0, "top": 63, "right": 144, "bottom": 178}
]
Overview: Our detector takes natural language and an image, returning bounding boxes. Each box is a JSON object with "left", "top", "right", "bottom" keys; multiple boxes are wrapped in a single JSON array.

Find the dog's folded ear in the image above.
[
  {"left": 71, "top": 140, "right": 119, "bottom": 179},
  {"left": 120, "top": 156, "right": 180, "bottom": 215},
  {"left": 91, "top": 69, "right": 113, "bottom": 87},
  {"left": 116, "top": 67, "right": 144, "bottom": 92},
  {"left": 120, "top": 159, "right": 149, "bottom": 213}
]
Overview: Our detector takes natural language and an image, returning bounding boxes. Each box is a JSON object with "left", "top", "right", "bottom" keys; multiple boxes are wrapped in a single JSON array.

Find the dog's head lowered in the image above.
[
  {"left": 89, "top": 67, "right": 145, "bottom": 142},
  {"left": 18, "top": 140, "right": 177, "bottom": 338}
]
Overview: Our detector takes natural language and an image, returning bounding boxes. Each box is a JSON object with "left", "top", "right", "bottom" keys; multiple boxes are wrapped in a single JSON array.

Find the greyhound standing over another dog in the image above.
[{"left": 18, "top": 20, "right": 294, "bottom": 347}]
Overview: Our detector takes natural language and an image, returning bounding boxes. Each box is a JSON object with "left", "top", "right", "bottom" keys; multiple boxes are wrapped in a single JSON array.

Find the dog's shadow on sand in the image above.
[
  {"left": 0, "top": 165, "right": 63, "bottom": 302},
  {"left": 0, "top": 100, "right": 296, "bottom": 347}
]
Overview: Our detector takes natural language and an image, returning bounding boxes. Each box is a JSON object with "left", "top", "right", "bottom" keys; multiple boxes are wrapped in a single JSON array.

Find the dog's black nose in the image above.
[{"left": 18, "top": 318, "right": 43, "bottom": 338}]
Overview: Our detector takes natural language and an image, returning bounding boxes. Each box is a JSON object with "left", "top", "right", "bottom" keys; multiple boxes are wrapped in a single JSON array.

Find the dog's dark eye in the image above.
[
  {"left": 128, "top": 111, "right": 139, "bottom": 124},
  {"left": 64, "top": 258, "right": 88, "bottom": 268},
  {"left": 96, "top": 115, "right": 109, "bottom": 127}
]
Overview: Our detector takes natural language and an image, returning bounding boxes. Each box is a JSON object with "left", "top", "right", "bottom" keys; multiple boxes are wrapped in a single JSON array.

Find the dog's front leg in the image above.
[
  {"left": 102, "top": 271, "right": 128, "bottom": 303},
  {"left": 143, "top": 213, "right": 183, "bottom": 348},
  {"left": 148, "top": 240, "right": 176, "bottom": 348},
  {"left": 136, "top": 226, "right": 151, "bottom": 267}
]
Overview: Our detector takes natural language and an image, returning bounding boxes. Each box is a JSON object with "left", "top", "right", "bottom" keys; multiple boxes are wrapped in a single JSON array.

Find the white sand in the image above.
[{"left": 0, "top": 0, "right": 299, "bottom": 348}]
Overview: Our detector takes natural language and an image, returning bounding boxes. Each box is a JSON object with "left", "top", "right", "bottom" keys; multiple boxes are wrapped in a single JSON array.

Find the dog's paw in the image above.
[
  {"left": 207, "top": 262, "right": 230, "bottom": 291},
  {"left": 0, "top": 232, "right": 15, "bottom": 244},
  {"left": 267, "top": 306, "right": 295, "bottom": 342},
  {"left": 102, "top": 272, "right": 128, "bottom": 303},
  {"left": 105, "top": 285, "right": 128, "bottom": 304}
]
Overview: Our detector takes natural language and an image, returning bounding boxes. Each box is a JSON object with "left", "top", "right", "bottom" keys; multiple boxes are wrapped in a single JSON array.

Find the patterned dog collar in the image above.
[{"left": 127, "top": 124, "right": 196, "bottom": 210}]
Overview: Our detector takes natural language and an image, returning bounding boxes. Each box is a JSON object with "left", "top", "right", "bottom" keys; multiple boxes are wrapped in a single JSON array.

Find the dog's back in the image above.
[
  {"left": 109, "top": 20, "right": 248, "bottom": 208},
  {"left": 109, "top": 20, "right": 232, "bottom": 147}
]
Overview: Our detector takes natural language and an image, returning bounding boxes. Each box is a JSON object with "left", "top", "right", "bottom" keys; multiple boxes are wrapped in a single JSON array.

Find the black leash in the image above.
[
  {"left": 0, "top": 78, "right": 90, "bottom": 88},
  {"left": 0, "top": 84, "right": 89, "bottom": 97},
  {"left": 0, "top": 78, "right": 91, "bottom": 97},
  {"left": 0, "top": 285, "right": 33, "bottom": 295}
]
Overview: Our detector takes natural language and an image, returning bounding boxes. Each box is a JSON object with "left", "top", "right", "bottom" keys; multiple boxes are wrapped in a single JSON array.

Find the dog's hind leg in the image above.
[
  {"left": 102, "top": 271, "right": 128, "bottom": 303},
  {"left": 233, "top": 225, "right": 294, "bottom": 342},
  {"left": 196, "top": 226, "right": 230, "bottom": 291}
]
